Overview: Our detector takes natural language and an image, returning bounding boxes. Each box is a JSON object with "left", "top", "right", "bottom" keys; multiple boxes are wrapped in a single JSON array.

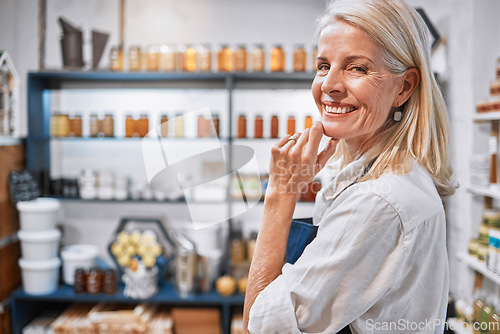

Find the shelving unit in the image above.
[
  {"left": 458, "top": 253, "right": 500, "bottom": 286},
  {"left": 23, "top": 70, "right": 316, "bottom": 333},
  {"left": 473, "top": 112, "right": 500, "bottom": 122},
  {"left": 467, "top": 185, "right": 500, "bottom": 200},
  {"left": 10, "top": 283, "right": 245, "bottom": 334}
]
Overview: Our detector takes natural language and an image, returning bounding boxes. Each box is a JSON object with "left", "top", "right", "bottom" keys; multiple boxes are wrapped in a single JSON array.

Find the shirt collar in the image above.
[{"left": 322, "top": 155, "right": 372, "bottom": 201}]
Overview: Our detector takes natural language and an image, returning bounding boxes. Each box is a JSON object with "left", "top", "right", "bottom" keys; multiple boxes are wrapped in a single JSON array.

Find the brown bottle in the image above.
[
  {"left": 146, "top": 45, "right": 159, "bottom": 71},
  {"left": 198, "top": 115, "right": 207, "bottom": 137},
  {"left": 254, "top": 115, "right": 263, "bottom": 139},
  {"left": 182, "top": 45, "right": 197, "bottom": 72},
  {"left": 86, "top": 267, "right": 103, "bottom": 294},
  {"left": 103, "top": 269, "right": 117, "bottom": 295},
  {"left": 270, "top": 45, "right": 285, "bottom": 72},
  {"left": 304, "top": 115, "right": 313, "bottom": 129},
  {"left": 270, "top": 115, "right": 279, "bottom": 138},
  {"left": 293, "top": 45, "right": 307, "bottom": 72},
  {"left": 287, "top": 116, "right": 296, "bottom": 136},
  {"left": 102, "top": 113, "right": 114, "bottom": 137},
  {"left": 125, "top": 114, "right": 135, "bottom": 138},
  {"left": 69, "top": 114, "right": 82, "bottom": 137},
  {"left": 73, "top": 268, "right": 87, "bottom": 294},
  {"left": 237, "top": 114, "right": 247, "bottom": 138},
  {"left": 217, "top": 45, "right": 234, "bottom": 72},
  {"left": 137, "top": 113, "right": 149, "bottom": 137},
  {"left": 57, "top": 114, "right": 70, "bottom": 137}
]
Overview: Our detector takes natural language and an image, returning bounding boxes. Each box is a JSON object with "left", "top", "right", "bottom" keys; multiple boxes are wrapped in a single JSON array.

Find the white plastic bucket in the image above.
[
  {"left": 18, "top": 229, "right": 61, "bottom": 261},
  {"left": 16, "top": 198, "right": 61, "bottom": 231},
  {"left": 18, "top": 258, "right": 61, "bottom": 295},
  {"left": 61, "top": 244, "right": 99, "bottom": 285}
]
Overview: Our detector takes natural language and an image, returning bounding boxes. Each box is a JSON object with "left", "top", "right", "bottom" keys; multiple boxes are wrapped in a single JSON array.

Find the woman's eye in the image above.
[
  {"left": 317, "top": 64, "right": 330, "bottom": 71},
  {"left": 350, "top": 66, "right": 367, "bottom": 73}
]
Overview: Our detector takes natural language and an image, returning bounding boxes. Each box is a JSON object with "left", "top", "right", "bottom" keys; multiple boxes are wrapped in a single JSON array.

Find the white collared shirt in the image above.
[{"left": 248, "top": 157, "right": 449, "bottom": 334}]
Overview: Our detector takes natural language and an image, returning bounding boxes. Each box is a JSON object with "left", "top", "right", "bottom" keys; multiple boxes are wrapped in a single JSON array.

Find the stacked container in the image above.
[{"left": 16, "top": 198, "right": 62, "bottom": 295}]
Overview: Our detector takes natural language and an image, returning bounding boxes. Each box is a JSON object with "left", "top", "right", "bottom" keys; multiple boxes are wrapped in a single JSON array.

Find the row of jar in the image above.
[
  {"left": 109, "top": 44, "right": 318, "bottom": 73},
  {"left": 50, "top": 112, "right": 316, "bottom": 139}
]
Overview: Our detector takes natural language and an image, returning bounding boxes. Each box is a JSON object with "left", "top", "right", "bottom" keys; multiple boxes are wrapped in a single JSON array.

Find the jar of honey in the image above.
[
  {"left": 103, "top": 269, "right": 117, "bottom": 295},
  {"left": 182, "top": 44, "right": 197, "bottom": 72},
  {"left": 174, "top": 112, "right": 184, "bottom": 137},
  {"left": 146, "top": 45, "right": 159, "bottom": 71},
  {"left": 304, "top": 115, "right": 313, "bottom": 129},
  {"left": 128, "top": 46, "right": 142, "bottom": 71},
  {"left": 252, "top": 44, "right": 266, "bottom": 72},
  {"left": 197, "top": 44, "right": 212, "bottom": 72},
  {"left": 102, "top": 113, "right": 114, "bottom": 137},
  {"left": 234, "top": 45, "right": 248, "bottom": 72},
  {"left": 86, "top": 266, "right": 103, "bottom": 294},
  {"left": 293, "top": 44, "right": 307, "bottom": 72},
  {"left": 287, "top": 115, "right": 296, "bottom": 136},
  {"left": 57, "top": 114, "right": 70, "bottom": 137},
  {"left": 270, "top": 115, "right": 279, "bottom": 138},
  {"left": 160, "top": 114, "right": 169, "bottom": 137},
  {"left": 270, "top": 45, "right": 286, "bottom": 72},
  {"left": 254, "top": 115, "right": 263, "bottom": 138},
  {"left": 109, "top": 46, "right": 124, "bottom": 71},
  {"left": 159, "top": 44, "right": 177, "bottom": 71},
  {"left": 125, "top": 114, "right": 135, "bottom": 138},
  {"left": 312, "top": 45, "right": 318, "bottom": 72},
  {"left": 73, "top": 268, "right": 87, "bottom": 294},
  {"left": 217, "top": 44, "right": 234, "bottom": 72},
  {"left": 237, "top": 114, "right": 247, "bottom": 138},
  {"left": 69, "top": 114, "right": 82, "bottom": 137},
  {"left": 90, "top": 113, "right": 100, "bottom": 137},
  {"left": 137, "top": 113, "right": 149, "bottom": 137}
]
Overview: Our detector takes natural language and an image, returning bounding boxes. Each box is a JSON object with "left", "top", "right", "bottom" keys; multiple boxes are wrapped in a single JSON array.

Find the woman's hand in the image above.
[{"left": 266, "top": 121, "right": 338, "bottom": 200}]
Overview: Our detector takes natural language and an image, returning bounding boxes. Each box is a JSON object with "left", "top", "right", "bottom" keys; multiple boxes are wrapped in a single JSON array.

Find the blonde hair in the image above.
[{"left": 317, "top": 0, "right": 455, "bottom": 197}]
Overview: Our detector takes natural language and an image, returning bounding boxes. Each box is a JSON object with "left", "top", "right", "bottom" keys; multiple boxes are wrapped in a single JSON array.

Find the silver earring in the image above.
[{"left": 393, "top": 105, "right": 403, "bottom": 122}]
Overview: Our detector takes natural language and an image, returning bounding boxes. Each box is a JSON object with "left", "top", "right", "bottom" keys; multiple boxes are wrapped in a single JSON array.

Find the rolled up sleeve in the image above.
[{"left": 248, "top": 189, "right": 406, "bottom": 334}]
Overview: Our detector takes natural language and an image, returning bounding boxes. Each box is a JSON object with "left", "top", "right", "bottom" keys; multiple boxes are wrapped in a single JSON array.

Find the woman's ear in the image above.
[{"left": 394, "top": 68, "right": 420, "bottom": 106}]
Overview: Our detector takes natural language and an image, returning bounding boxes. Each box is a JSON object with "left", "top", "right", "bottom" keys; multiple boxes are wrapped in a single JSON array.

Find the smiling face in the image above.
[{"left": 312, "top": 20, "right": 405, "bottom": 157}]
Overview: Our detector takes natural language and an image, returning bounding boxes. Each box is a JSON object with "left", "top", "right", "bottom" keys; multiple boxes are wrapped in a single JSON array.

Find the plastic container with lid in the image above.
[
  {"left": 18, "top": 229, "right": 61, "bottom": 261},
  {"left": 16, "top": 198, "right": 61, "bottom": 231},
  {"left": 61, "top": 244, "right": 99, "bottom": 285},
  {"left": 19, "top": 257, "right": 61, "bottom": 295}
]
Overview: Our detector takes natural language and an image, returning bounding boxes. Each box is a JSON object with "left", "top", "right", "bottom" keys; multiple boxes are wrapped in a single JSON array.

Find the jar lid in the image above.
[
  {"left": 18, "top": 228, "right": 61, "bottom": 242},
  {"left": 17, "top": 197, "right": 61, "bottom": 213},
  {"left": 18, "top": 257, "right": 61, "bottom": 270},
  {"left": 61, "top": 244, "right": 99, "bottom": 261}
]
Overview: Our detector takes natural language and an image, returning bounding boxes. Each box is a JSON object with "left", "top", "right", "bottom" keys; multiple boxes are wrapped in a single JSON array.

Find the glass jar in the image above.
[
  {"left": 270, "top": 45, "right": 285, "bottom": 72},
  {"left": 312, "top": 45, "right": 318, "bottom": 72},
  {"left": 128, "top": 46, "right": 142, "bottom": 71},
  {"left": 73, "top": 268, "right": 87, "bottom": 294},
  {"left": 160, "top": 114, "right": 169, "bottom": 137},
  {"left": 103, "top": 269, "right": 117, "bottom": 295},
  {"left": 182, "top": 45, "right": 197, "bottom": 72},
  {"left": 69, "top": 114, "right": 82, "bottom": 137},
  {"left": 254, "top": 115, "right": 263, "bottom": 139},
  {"left": 198, "top": 115, "right": 207, "bottom": 137},
  {"left": 90, "top": 113, "right": 100, "bottom": 137},
  {"left": 57, "top": 113, "right": 70, "bottom": 137},
  {"left": 86, "top": 266, "right": 103, "bottom": 294},
  {"left": 304, "top": 115, "right": 313, "bottom": 129},
  {"left": 146, "top": 45, "right": 159, "bottom": 71},
  {"left": 51, "top": 112, "right": 59, "bottom": 136},
  {"left": 125, "top": 114, "right": 135, "bottom": 138},
  {"left": 174, "top": 112, "right": 184, "bottom": 137},
  {"left": 270, "top": 115, "right": 279, "bottom": 138},
  {"left": 293, "top": 44, "right": 307, "bottom": 72},
  {"left": 252, "top": 44, "right": 266, "bottom": 72},
  {"left": 102, "top": 113, "right": 114, "bottom": 137},
  {"left": 197, "top": 44, "right": 212, "bottom": 72},
  {"left": 137, "top": 113, "right": 149, "bottom": 137},
  {"left": 287, "top": 115, "right": 296, "bottom": 136},
  {"left": 159, "top": 44, "right": 177, "bottom": 71},
  {"left": 234, "top": 45, "right": 248, "bottom": 72},
  {"left": 109, "top": 46, "right": 124, "bottom": 71},
  {"left": 217, "top": 45, "right": 234, "bottom": 72},
  {"left": 237, "top": 114, "right": 247, "bottom": 138}
]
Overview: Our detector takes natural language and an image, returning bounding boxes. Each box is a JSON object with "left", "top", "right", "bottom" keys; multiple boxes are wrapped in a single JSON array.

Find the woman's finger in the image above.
[
  {"left": 281, "top": 132, "right": 302, "bottom": 152},
  {"left": 304, "top": 122, "right": 325, "bottom": 157},
  {"left": 289, "top": 128, "right": 310, "bottom": 155},
  {"left": 317, "top": 138, "right": 338, "bottom": 170}
]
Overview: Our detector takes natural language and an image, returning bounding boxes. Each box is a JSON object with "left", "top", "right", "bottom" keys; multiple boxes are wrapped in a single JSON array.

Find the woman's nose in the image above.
[{"left": 321, "top": 70, "right": 346, "bottom": 95}]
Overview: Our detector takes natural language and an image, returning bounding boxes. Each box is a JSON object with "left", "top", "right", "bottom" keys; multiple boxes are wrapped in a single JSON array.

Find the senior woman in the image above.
[{"left": 243, "top": 0, "right": 455, "bottom": 333}]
